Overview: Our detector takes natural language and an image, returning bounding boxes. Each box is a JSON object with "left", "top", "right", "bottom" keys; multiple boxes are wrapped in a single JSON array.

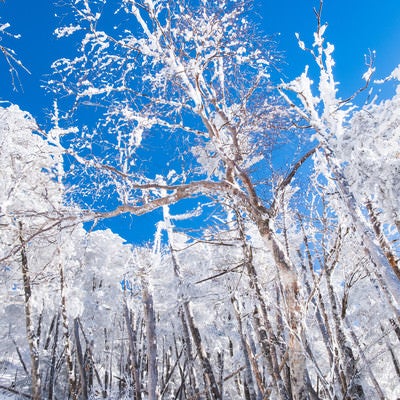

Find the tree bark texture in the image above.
[
  {"left": 19, "top": 222, "right": 42, "bottom": 400},
  {"left": 183, "top": 301, "right": 222, "bottom": 400},
  {"left": 142, "top": 280, "right": 159, "bottom": 400}
]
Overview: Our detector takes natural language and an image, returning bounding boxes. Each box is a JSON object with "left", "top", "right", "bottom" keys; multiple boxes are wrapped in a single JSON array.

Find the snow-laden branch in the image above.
[{"left": 278, "top": 7, "right": 400, "bottom": 315}]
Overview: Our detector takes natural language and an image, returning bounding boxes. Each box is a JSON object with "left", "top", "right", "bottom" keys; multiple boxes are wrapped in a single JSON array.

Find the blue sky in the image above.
[
  {"left": 1, "top": 0, "right": 399, "bottom": 123},
  {"left": 262, "top": 0, "right": 400, "bottom": 96},
  {"left": 1, "top": 0, "right": 399, "bottom": 242}
]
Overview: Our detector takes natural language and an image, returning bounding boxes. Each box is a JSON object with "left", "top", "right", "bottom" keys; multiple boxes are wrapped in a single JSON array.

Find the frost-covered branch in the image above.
[{"left": 0, "top": 21, "right": 30, "bottom": 89}]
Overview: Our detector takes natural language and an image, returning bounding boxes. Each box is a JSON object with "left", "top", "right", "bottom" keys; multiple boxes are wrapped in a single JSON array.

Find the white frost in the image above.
[{"left": 54, "top": 24, "right": 82, "bottom": 38}]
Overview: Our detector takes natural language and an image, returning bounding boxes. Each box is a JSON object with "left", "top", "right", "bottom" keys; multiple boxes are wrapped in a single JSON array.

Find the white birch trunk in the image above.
[
  {"left": 123, "top": 302, "right": 141, "bottom": 399},
  {"left": 19, "top": 222, "right": 41, "bottom": 400},
  {"left": 142, "top": 278, "right": 158, "bottom": 400},
  {"left": 257, "top": 220, "right": 312, "bottom": 400},
  {"left": 59, "top": 262, "right": 76, "bottom": 398}
]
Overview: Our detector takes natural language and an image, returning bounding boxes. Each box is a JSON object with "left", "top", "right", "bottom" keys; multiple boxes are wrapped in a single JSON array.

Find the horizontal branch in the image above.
[
  {"left": 0, "top": 385, "right": 31, "bottom": 399},
  {"left": 89, "top": 179, "right": 248, "bottom": 221}
]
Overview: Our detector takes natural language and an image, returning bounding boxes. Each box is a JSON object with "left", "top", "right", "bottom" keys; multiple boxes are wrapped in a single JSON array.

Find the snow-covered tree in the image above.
[
  {"left": 278, "top": 5, "right": 400, "bottom": 398},
  {"left": 0, "top": 0, "right": 400, "bottom": 399},
  {"left": 49, "top": 1, "right": 320, "bottom": 396}
]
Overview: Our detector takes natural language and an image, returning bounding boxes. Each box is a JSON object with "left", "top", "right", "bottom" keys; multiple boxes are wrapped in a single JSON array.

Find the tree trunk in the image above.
[
  {"left": 19, "top": 222, "right": 42, "bottom": 400},
  {"left": 142, "top": 279, "right": 158, "bottom": 400},
  {"left": 264, "top": 227, "right": 309, "bottom": 400},
  {"left": 59, "top": 262, "right": 76, "bottom": 398},
  {"left": 232, "top": 297, "right": 258, "bottom": 400},
  {"left": 48, "top": 312, "right": 60, "bottom": 400},
  {"left": 345, "top": 318, "right": 384, "bottom": 399},
  {"left": 184, "top": 301, "right": 222, "bottom": 399},
  {"left": 235, "top": 209, "right": 290, "bottom": 399},
  {"left": 325, "top": 268, "right": 365, "bottom": 399},
  {"left": 326, "top": 155, "right": 400, "bottom": 316},
  {"left": 74, "top": 318, "right": 88, "bottom": 400},
  {"left": 366, "top": 200, "right": 400, "bottom": 281},
  {"left": 296, "top": 224, "right": 342, "bottom": 397},
  {"left": 179, "top": 306, "right": 200, "bottom": 397},
  {"left": 123, "top": 302, "right": 141, "bottom": 399}
]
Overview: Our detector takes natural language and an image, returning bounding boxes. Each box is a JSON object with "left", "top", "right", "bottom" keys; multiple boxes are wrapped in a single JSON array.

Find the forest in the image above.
[{"left": 0, "top": 0, "right": 400, "bottom": 399}]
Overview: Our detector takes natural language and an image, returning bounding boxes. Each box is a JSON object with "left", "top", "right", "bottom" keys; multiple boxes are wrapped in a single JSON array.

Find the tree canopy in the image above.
[{"left": 0, "top": 1, "right": 399, "bottom": 399}]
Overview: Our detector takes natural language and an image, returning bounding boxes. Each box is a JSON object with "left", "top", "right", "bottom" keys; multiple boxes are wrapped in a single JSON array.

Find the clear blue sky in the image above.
[
  {"left": 1, "top": 0, "right": 399, "bottom": 123},
  {"left": 0, "top": 0, "right": 399, "bottom": 242},
  {"left": 262, "top": 0, "right": 400, "bottom": 96}
]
